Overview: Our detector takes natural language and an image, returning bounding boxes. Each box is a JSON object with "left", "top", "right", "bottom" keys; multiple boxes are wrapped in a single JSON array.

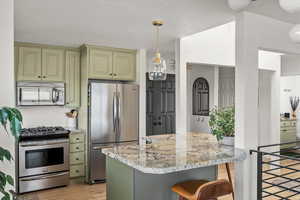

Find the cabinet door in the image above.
[
  {"left": 113, "top": 52, "right": 136, "bottom": 81},
  {"left": 17, "top": 47, "right": 42, "bottom": 81},
  {"left": 42, "top": 48, "right": 65, "bottom": 82},
  {"left": 88, "top": 49, "right": 113, "bottom": 79},
  {"left": 66, "top": 51, "right": 80, "bottom": 108}
]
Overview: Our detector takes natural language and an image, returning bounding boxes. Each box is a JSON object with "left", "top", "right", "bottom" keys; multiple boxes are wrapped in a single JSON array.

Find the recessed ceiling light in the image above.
[
  {"left": 227, "top": 0, "right": 251, "bottom": 11},
  {"left": 279, "top": 0, "right": 300, "bottom": 13}
]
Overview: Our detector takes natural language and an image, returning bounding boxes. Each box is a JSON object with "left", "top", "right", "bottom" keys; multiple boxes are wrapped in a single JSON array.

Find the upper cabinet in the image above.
[
  {"left": 17, "top": 47, "right": 42, "bottom": 81},
  {"left": 82, "top": 45, "right": 136, "bottom": 81},
  {"left": 66, "top": 51, "right": 81, "bottom": 108},
  {"left": 113, "top": 52, "right": 136, "bottom": 81},
  {"left": 42, "top": 49, "right": 65, "bottom": 82},
  {"left": 89, "top": 49, "right": 113, "bottom": 79},
  {"left": 16, "top": 44, "right": 65, "bottom": 82}
]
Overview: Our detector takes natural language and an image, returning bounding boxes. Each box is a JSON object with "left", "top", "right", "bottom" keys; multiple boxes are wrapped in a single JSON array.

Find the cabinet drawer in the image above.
[
  {"left": 70, "top": 165, "right": 85, "bottom": 178},
  {"left": 70, "top": 152, "right": 84, "bottom": 165},
  {"left": 70, "top": 143, "right": 84, "bottom": 153},
  {"left": 281, "top": 121, "right": 296, "bottom": 127},
  {"left": 70, "top": 134, "right": 84, "bottom": 144}
]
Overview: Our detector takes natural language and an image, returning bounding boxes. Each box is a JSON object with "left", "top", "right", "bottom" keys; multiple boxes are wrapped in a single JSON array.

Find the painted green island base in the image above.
[{"left": 106, "top": 157, "right": 217, "bottom": 200}]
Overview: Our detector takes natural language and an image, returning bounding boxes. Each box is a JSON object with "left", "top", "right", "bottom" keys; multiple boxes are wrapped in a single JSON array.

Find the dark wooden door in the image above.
[{"left": 146, "top": 74, "right": 175, "bottom": 136}]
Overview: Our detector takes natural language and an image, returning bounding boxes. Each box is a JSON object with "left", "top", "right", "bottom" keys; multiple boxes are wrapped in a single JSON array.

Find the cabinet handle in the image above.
[{"left": 76, "top": 138, "right": 80, "bottom": 141}]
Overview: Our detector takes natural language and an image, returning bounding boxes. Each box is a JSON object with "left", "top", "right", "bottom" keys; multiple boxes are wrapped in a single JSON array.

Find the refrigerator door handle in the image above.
[
  {"left": 117, "top": 92, "right": 121, "bottom": 135},
  {"left": 113, "top": 92, "right": 117, "bottom": 133}
]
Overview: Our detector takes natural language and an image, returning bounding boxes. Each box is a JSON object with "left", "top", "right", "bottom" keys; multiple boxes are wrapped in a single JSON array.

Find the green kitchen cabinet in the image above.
[
  {"left": 81, "top": 45, "right": 136, "bottom": 81},
  {"left": 88, "top": 48, "right": 113, "bottom": 80},
  {"left": 17, "top": 47, "right": 42, "bottom": 81},
  {"left": 65, "top": 51, "right": 81, "bottom": 108},
  {"left": 113, "top": 52, "right": 136, "bottom": 81},
  {"left": 42, "top": 48, "right": 65, "bottom": 82}
]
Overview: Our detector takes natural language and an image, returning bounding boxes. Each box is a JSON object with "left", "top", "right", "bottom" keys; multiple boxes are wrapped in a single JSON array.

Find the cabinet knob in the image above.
[
  {"left": 109, "top": 73, "right": 113, "bottom": 76},
  {"left": 43, "top": 76, "right": 46, "bottom": 78},
  {"left": 38, "top": 75, "right": 41, "bottom": 78},
  {"left": 113, "top": 73, "right": 117, "bottom": 76},
  {"left": 76, "top": 147, "right": 79, "bottom": 150},
  {"left": 76, "top": 158, "right": 79, "bottom": 161}
]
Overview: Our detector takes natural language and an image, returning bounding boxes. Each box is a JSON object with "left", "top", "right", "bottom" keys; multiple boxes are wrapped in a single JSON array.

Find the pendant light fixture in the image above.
[
  {"left": 227, "top": 0, "right": 251, "bottom": 11},
  {"left": 148, "top": 20, "right": 167, "bottom": 81},
  {"left": 290, "top": 24, "right": 300, "bottom": 43},
  {"left": 279, "top": 0, "right": 300, "bottom": 13}
]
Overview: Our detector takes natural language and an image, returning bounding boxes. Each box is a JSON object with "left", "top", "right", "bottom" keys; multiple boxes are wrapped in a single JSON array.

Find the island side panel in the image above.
[
  {"left": 106, "top": 157, "right": 134, "bottom": 200},
  {"left": 134, "top": 166, "right": 217, "bottom": 200}
]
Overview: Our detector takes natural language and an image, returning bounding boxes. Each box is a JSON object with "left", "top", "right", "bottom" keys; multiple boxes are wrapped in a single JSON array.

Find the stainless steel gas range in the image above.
[{"left": 18, "top": 127, "right": 70, "bottom": 194}]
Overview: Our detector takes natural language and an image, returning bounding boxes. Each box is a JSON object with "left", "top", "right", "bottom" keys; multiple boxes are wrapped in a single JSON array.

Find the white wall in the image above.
[
  {"left": 281, "top": 54, "right": 300, "bottom": 76},
  {"left": 235, "top": 12, "right": 300, "bottom": 200},
  {"left": 181, "top": 21, "right": 235, "bottom": 66},
  {"left": 187, "top": 64, "right": 216, "bottom": 133},
  {"left": 258, "top": 70, "right": 273, "bottom": 146},
  {"left": 281, "top": 76, "right": 300, "bottom": 138},
  {"left": 0, "top": 0, "right": 15, "bottom": 196},
  {"left": 280, "top": 76, "right": 300, "bottom": 114},
  {"left": 19, "top": 107, "right": 70, "bottom": 128}
]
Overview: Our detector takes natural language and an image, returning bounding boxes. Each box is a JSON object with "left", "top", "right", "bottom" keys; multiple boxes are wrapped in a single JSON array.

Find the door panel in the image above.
[
  {"left": 90, "top": 146, "right": 107, "bottom": 181},
  {"left": 89, "top": 49, "right": 113, "bottom": 79},
  {"left": 17, "top": 47, "right": 42, "bottom": 81},
  {"left": 42, "top": 49, "right": 65, "bottom": 82},
  {"left": 65, "top": 51, "right": 80, "bottom": 107},
  {"left": 146, "top": 74, "right": 175, "bottom": 136},
  {"left": 113, "top": 52, "right": 136, "bottom": 81},
  {"left": 90, "top": 82, "right": 116, "bottom": 144},
  {"left": 117, "top": 84, "right": 139, "bottom": 142}
]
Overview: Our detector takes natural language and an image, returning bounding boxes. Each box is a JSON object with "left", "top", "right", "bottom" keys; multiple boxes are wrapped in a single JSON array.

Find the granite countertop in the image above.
[{"left": 102, "top": 133, "right": 247, "bottom": 174}]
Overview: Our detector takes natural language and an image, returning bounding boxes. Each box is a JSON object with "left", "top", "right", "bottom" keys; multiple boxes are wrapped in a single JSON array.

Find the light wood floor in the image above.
[{"left": 20, "top": 164, "right": 234, "bottom": 200}]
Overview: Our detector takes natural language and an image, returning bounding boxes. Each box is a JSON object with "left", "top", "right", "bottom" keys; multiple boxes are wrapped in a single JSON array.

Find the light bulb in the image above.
[
  {"left": 289, "top": 24, "right": 300, "bottom": 43},
  {"left": 279, "top": 0, "right": 300, "bottom": 13},
  {"left": 227, "top": 0, "right": 251, "bottom": 11}
]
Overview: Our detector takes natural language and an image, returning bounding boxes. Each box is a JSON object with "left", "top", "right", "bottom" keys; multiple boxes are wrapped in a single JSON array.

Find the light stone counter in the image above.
[{"left": 102, "top": 132, "right": 247, "bottom": 174}]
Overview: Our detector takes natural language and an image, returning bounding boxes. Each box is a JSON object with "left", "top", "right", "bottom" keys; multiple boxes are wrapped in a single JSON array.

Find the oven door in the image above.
[{"left": 19, "top": 139, "right": 69, "bottom": 177}]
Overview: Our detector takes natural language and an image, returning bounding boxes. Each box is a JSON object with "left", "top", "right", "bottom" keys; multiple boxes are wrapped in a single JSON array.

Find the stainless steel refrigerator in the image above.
[{"left": 88, "top": 81, "right": 139, "bottom": 183}]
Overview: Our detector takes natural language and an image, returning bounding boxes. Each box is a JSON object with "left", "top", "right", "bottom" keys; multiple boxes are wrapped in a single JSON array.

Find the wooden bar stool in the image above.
[{"left": 172, "top": 163, "right": 234, "bottom": 200}]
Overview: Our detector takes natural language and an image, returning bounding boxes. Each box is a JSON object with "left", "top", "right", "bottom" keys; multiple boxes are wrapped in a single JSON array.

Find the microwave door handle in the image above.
[{"left": 52, "top": 89, "right": 59, "bottom": 103}]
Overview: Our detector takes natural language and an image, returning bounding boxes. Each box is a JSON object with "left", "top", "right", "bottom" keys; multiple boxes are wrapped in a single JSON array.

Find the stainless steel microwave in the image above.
[{"left": 17, "top": 82, "right": 65, "bottom": 106}]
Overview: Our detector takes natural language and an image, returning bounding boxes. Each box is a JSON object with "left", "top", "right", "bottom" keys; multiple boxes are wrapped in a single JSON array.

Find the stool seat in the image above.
[{"left": 172, "top": 179, "right": 233, "bottom": 200}]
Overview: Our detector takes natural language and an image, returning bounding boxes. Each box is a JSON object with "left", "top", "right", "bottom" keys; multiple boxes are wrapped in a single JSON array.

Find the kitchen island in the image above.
[{"left": 102, "top": 133, "right": 247, "bottom": 200}]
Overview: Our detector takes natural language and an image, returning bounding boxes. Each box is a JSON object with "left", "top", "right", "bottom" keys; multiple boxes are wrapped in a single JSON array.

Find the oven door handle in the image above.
[
  {"left": 20, "top": 172, "right": 69, "bottom": 181},
  {"left": 20, "top": 141, "right": 68, "bottom": 147}
]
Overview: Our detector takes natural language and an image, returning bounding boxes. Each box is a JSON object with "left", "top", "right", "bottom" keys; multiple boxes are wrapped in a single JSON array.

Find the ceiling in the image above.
[
  {"left": 14, "top": 0, "right": 235, "bottom": 51},
  {"left": 247, "top": 0, "right": 300, "bottom": 25},
  {"left": 14, "top": 0, "right": 300, "bottom": 51}
]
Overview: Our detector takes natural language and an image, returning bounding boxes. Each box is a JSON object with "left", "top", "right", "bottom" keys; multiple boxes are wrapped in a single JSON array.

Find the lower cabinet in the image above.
[
  {"left": 280, "top": 119, "right": 297, "bottom": 149},
  {"left": 69, "top": 132, "right": 85, "bottom": 178}
]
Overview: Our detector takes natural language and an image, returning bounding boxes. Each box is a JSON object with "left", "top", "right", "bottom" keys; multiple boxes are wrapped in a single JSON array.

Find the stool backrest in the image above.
[{"left": 195, "top": 179, "right": 233, "bottom": 200}]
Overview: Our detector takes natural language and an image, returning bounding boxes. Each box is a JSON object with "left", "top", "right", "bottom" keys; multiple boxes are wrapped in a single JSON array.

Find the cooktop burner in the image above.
[{"left": 20, "top": 126, "right": 70, "bottom": 141}]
